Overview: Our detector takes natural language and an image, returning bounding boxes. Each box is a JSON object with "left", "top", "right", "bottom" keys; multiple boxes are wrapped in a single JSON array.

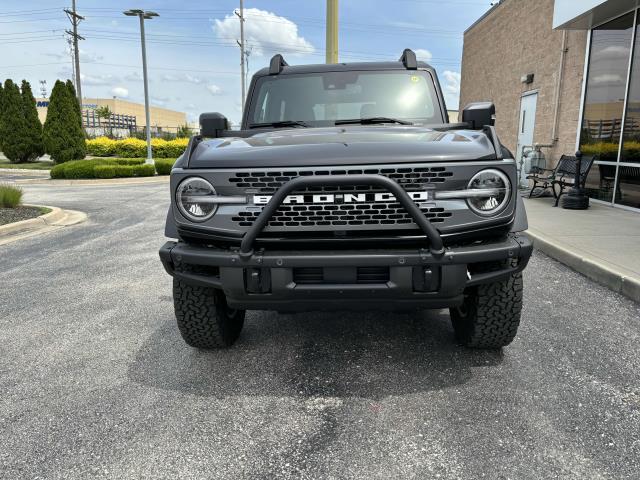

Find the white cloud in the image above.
[
  {"left": 47, "top": 49, "right": 103, "bottom": 63},
  {"left": 124, "top": 71, "right": 144, "bottom": 81},
  {"left": 213, "top": 8, "right": 314, "bottom": 56},
  {"left": 111, "top": 86, "right": 129, "bottom": 98},
  {"left": 414, "top": 48, "right": 433, "bottom": 61},
  {"left": 206, "top": 84, "right": 223, "bottom": 95},
  {"left": 442, "top": 70, "right": 461, "bottom": 109},
  {"left": 81, "top": 73, "right": 118, "bottom": 86},
  {"left": 161, "top": 73, "right": 204, "bottom": 84}
]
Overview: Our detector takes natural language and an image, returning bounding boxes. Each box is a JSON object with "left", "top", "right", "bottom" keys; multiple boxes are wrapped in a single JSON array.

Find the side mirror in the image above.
[
  {"left": 462, "top": 102, "right": 495, "bottom": 130},
  {"left": 200, "top": 112, "right": 229, "bottom": 138}
]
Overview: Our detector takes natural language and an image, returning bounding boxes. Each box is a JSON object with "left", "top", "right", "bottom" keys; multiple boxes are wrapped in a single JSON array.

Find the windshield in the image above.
[{"left": 247, "top": 70, "right": 444, "bottom": 127}]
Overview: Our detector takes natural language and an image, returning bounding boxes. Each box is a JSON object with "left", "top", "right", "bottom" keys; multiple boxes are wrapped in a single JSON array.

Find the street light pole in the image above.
[
  {"left": 235, "top": 1, "right": 246, "bottom": 115},
  {"left": 124, "top": 9, "right": 158, "bottom": 165}
]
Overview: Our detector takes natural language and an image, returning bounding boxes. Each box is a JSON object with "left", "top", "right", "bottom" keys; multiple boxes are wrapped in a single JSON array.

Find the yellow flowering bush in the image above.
[
  {"left": 86, "top": 137, "right": 118, "bottom": 156},
  {"left": 85, "top": 137, "right": 189, "bottom": 158},
  {"left": 580, "top": 140, "right": 640, "bottom": 161}
]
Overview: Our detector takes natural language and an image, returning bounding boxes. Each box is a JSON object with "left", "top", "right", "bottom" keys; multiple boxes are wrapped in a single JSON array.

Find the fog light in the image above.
[{"left": 466, "top": 169, "right": 510, "bottom": 216}]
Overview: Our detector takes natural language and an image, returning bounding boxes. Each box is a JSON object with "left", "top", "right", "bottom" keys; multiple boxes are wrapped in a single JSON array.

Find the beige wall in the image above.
[
  {"left": 36, "top": 97, "right": 186, "bottom": 129},
  {"left": 459, "top": 0, "right": 588, "bottom": 166}
]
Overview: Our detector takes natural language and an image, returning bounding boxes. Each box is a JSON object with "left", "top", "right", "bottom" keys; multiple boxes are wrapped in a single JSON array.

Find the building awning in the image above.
[{"left": 553, "top": 0, "right": 637, "bottom": 30}]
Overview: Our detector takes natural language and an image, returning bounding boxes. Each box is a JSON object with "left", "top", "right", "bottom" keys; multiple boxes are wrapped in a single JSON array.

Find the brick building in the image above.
[{"left": 460, "top": 0, "right": 640, "bottom": 211}]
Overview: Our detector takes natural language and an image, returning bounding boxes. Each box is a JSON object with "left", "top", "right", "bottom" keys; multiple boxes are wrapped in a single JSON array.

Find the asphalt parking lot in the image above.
[{"left": 1, "top": 182, "right": 639, "bottom": 479}]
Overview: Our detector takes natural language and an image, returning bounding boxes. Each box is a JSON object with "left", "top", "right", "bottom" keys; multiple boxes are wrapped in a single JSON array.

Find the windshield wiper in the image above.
[
  {"left": 248, "top": 120, "right": 309, "bottom": 129},
  {"left": 334, "top": 117, "right": 413, "bottom": 126}
]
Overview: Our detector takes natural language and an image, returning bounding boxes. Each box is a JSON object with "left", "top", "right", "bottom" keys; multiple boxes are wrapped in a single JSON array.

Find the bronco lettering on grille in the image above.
[{"left": 253, "top": 191, "right": 431, "bottom": 205}]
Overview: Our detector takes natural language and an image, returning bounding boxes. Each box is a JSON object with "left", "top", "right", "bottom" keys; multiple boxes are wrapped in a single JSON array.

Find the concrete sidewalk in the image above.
[{"left": 523, "top": 196, "right": 640, "bottom": 302}]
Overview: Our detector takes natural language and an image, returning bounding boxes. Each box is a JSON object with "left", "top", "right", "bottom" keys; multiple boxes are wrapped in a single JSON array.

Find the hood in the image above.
[{"left": 187, "top": 125, "right": 497, "bottom": 168}]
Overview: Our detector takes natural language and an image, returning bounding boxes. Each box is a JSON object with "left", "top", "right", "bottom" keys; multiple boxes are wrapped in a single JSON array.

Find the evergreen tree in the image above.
[
  {"left": 65, "top": 80, "right": 83, "bottom": 130},
  {"left": 20, "top": 80, "right": 44, "bottom": 162},
  {"left": 0, "top": 79, "right": 28, "bottom": 163},
  {"left": 43, "top": 80, "right": 86, "bottom": 163},
  {"left": 0, "top": 82, "right": 4, "bottom": 153}
]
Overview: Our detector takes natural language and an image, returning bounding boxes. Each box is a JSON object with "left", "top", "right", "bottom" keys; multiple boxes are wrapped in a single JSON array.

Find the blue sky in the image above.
[{"left": 1, "top": 0, "right": 493, "bottom": 124}]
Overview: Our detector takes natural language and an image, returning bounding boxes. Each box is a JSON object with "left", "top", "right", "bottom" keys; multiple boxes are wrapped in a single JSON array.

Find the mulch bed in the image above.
[{"left": 0, "top": 207, "right": 43, "bottom": 226}]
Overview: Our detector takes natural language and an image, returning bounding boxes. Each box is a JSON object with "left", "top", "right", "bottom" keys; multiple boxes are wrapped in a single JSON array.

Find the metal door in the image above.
[{"left": 516, "top": 92, "right": 538, "bottom": 186}]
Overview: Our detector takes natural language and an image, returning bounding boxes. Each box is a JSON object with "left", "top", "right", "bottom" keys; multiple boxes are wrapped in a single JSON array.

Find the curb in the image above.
[
  {"left": 0, "top": 205, "right": 87, "bottom": 246},
  {"left": 524, "top": 230, "right": 640, "bottom": 303},
  {"left": 14, "top": 176, "right": 169, "bottom": 186},
  {"left": 0, "top": 168, "right": 51, "bottom": 176}
]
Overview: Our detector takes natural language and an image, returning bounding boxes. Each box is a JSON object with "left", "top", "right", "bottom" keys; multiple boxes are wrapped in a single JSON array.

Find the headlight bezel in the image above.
[
  {"left": 176, "top": 176, "right": 218, "bottom": 222},
  {"left": 465, "top": 168, "right": 511, "bottom": 217}
]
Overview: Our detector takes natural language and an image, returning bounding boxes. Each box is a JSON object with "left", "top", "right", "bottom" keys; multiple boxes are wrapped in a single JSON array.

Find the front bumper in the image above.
[{"left": 159, "top": 233, "right": 532, "bottom": 311}]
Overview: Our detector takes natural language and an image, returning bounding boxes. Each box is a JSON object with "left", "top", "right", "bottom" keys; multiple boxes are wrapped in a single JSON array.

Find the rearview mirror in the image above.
[
  {"left": 462, "top": 102, "right": 495, "bottom": 130},
  {"left": 200, "top": 112, "right": 229, "bottom": 138}
]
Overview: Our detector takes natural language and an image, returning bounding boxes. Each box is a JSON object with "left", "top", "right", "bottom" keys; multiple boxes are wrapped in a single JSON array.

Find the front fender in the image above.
[
  {"left": 510, "top": 194, "right": 528, "bottom": 232},
  {"left": 164, "top": 206, "right": 179, "bottom": 239}
]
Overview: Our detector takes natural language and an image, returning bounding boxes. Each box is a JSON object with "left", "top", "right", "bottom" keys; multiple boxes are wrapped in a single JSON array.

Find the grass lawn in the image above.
[{"left": 0, "top": 159, "right": 53, "bottom": 170}]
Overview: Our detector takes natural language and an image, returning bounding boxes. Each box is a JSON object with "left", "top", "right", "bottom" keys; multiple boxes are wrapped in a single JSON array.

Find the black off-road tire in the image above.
[
  {"left": 173, "top": 279, "right": 245, "bottom": 349},
  {"left": 450, "top": 269, "right": 523, "bottom": 349}
]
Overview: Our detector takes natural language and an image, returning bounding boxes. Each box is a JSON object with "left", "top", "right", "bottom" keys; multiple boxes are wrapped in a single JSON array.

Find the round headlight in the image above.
[
  {"left": 466, "top": 169, "right": 511, "bottom": 216},
  {"left": 176, "top": 177, "right": 217, "bottom": 222}
]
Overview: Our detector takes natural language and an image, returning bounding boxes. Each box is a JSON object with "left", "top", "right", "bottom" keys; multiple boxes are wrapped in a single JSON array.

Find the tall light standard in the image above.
[{"left": 123, "top": 9, "right": 158, "bottom": 165}]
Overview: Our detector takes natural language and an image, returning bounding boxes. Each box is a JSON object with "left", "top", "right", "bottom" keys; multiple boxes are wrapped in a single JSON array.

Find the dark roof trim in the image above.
[{"left": 464, "top": 0, "right": 504, "bottom": 34}]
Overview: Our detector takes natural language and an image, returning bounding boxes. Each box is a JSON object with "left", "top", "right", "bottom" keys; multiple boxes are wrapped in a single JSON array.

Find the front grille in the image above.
[
  {"left": 232, "top": 203, "right": 452, "bottom": 227},
  {"left": 228, "top": 166, "right": 453, "bottom": 194}
]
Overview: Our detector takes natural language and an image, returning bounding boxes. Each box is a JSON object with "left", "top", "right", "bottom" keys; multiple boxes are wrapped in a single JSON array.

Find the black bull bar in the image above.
[{"left": 238, "top": 174, "right": 446, "bottom": 258}]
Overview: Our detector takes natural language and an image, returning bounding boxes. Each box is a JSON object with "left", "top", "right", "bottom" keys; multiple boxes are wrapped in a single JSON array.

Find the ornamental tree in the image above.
[
  {"left": 43, "top": 80, "right": 86, "bottom": 163},
  {"left": 0, "top": 79, "right": 29, "bottom": 163},
  {"left": 20, "top": 80, "right": 44, "bottom": 162}
]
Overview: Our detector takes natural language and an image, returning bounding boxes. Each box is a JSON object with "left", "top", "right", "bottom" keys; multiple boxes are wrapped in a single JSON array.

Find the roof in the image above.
[
  {"left": 253, "top": 60, "right": 436, "bottom": 77},
  {"left": 464, "top": 0, "right": 504, "bottom": 34}
]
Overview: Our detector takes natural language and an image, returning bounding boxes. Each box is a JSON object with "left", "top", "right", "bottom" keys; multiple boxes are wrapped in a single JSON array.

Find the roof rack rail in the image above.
[
  {"left": 399, "top": 48, "right": 417, "bottom": 70},
  {"left": 269, "top": 54, "right": 288, "bottom": 75}
]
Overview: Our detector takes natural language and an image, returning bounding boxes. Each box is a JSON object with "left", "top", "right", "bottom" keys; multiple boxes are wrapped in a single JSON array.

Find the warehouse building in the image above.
[
  {"left": 460, "top": 0, "right": 640, "bottom": 211},
  {"left": 35, "top": 97, "right": 187, "bottom": 136}
]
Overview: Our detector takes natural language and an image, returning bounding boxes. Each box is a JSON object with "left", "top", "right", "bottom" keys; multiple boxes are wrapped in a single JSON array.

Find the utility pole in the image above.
[
  {"left": 64, "top": 0, "right": 84, "bottom": 103},
  {"left": 124, "top": 9, "right": 159, "bottom": 165},
  {"left": 325, "top": 0, "right": 338, "bottom": 63},
  {"left": 235, "top": 1, "right": 246, "bottom": 115}
]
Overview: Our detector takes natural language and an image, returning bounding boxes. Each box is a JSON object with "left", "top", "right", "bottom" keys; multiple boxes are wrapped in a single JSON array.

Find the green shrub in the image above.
[
  {"left": 50, "top": 163, "right": 66, "bottom": 179},
  {"left": 113, "top": 158, "right": 145, "bottom": 166},
  {"left": 154, "top": 158, "right": 176, "bottom": 175},
  {"left": 94, "top": 165, "right": 116, "bottom": 179},
  {"left": 63, "top": 160, "right": 103, "bottom": 179},
  {"left": 114, "top": 165, "right": 134, "bottom": 177},
  {"left": 49, "top": 157, "right": 171, "bottom": 179},
  {"left": 0, "top": 183, "right": 23, "bottom": 208},
  {"left": 132, "top": 163, "right": 156, "bottom": 177}
]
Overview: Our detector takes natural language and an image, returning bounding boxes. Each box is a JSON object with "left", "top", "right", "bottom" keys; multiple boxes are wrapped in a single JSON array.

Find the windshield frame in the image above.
[{"left": 242, "top": 67, "right": 447, "bottom": 129}]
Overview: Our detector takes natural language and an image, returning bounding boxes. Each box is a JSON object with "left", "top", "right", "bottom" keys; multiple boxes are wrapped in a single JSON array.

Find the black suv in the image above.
[{"left": 159, "top": 49, "right": 533, "bottom": 350}]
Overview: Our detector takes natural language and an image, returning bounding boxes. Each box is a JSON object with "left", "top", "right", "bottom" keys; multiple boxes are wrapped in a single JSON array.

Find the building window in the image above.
[{"left": 580, "top": 11, "right": 640, "bottom": 208}]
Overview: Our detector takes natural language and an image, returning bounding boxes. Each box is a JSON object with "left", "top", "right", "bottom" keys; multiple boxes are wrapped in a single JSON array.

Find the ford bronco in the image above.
[{"left": 159, "top": 49, "right": 533, "bottom": 350}]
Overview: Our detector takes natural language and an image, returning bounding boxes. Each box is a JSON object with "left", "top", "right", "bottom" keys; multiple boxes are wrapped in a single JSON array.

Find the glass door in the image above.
[
  {"left": 580, "top": 11, "right": 635, "bottom": 206},
  {"left": 617, "top": 10, "right": 640, "bottom": 209}
]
